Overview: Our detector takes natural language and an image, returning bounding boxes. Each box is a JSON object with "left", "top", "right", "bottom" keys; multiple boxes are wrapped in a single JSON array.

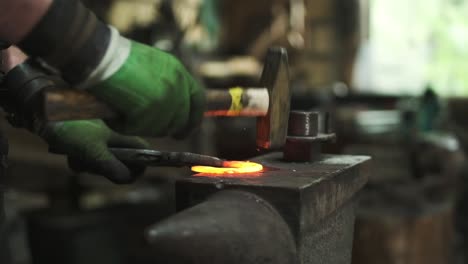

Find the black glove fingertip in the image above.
[
  {"left": 98, "top": 159, "right": 136, "bottom": 184},
  {"left": 67, "top": 157, "right": 136, "bottom": 184}
]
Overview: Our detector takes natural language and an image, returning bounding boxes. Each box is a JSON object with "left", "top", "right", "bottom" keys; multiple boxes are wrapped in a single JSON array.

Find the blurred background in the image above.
[{"left": 2, "top": 0, "right": 468, "bottom": 263}]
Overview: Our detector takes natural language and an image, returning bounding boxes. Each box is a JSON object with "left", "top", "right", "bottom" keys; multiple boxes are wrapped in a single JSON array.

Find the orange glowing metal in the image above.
[{"left": 191, "top": 161, "right": 263, "bottom": 175}]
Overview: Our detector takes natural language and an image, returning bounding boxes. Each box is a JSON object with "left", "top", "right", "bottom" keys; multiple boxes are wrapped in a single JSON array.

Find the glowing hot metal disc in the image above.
[{"left": 191, "top": 161, "right": 263, "bottom": 175}]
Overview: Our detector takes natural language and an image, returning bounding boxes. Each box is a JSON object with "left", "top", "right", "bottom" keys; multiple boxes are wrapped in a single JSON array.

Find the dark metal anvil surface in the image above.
[{"left": 146, "top": 153, "right": 370, "bottom": 264}]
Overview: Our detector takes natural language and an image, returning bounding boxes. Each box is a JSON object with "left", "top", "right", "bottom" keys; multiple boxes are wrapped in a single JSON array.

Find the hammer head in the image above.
[{"left": 256, "top": 47, "right": 291, "bottom": 149}]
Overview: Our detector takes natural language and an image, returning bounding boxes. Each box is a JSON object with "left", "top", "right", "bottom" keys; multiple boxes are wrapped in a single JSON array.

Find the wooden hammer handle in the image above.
[{"left": 43, "top": 88, "right": 269, "bottom": 122}]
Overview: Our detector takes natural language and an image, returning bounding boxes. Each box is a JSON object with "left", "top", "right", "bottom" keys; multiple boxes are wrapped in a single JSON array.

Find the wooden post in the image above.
[{"left": 352, "top": 181, "right": 455, "bottom": 264}]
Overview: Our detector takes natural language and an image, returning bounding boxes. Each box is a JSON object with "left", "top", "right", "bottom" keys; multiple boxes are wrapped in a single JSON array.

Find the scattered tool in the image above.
[
  {"left": 41, "top": 47, "right": 291, "bottom": 149},
  {"left": 109, "top": 148, "right": 226, "bottom": 168}
]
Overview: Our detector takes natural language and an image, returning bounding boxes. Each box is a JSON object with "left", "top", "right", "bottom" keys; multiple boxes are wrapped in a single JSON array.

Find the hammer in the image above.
[{"left": 42, "top": 47, "right": 291, "bottom": 149}]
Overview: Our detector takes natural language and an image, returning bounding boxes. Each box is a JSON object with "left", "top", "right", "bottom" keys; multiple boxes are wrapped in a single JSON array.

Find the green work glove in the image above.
[
  {"left": 17, "top": 0, "right": 205, "bottom": 138},
  {"left": 85, "top": 38, "right": 205, "bottom": 138},
  {"left": 41, "top": 119, "right": 150, "bottom": 183}
]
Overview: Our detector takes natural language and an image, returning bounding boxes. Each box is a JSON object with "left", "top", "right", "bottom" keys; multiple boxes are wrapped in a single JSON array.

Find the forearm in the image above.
[
  {"left": 15, "top": 0, "right": 112, "bottom": 85},
  {"left": 1, "top": 46, "right": 27, "bottom": 73},
  {"left": 0, "top": 0, "right": 52, "bottom": 43}
]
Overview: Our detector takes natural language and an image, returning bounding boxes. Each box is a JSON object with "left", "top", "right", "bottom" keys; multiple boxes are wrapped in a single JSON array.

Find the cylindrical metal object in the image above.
[
  {"left": 284, "top": 111, "right": 327, "bottom": 162},
  {"left": 146, "top": 190, "right": 297, "bottom": 264},
  {"left": 319, "top": 112, "right": 332, "bottom": 134},
  {"left": 287, "top": 111, "right": 319, "bottom": 137}
]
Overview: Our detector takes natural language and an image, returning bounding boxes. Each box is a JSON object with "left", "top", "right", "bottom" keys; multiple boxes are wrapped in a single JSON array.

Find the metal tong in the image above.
[{"left": 109, "top": 148, "right": 226, "bottom": 168}]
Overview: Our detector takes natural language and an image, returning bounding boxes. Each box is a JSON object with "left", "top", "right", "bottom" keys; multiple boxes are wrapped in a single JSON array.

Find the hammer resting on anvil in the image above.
[{"left": 41, "top": 47, "right": 291, "bottom": 150}]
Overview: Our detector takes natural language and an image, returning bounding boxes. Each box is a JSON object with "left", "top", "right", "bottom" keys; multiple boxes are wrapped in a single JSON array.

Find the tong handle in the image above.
[{"left": 109, "top": 148, "right": 225, "bottom": 168}]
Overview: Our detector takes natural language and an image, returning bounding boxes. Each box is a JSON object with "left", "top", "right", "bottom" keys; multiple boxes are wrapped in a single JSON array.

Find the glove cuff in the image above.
[
  {"left": 77, "top": 27, "right": 131, "bottom": 90},
  {"left": 1, "top": 60, "right": 65, "bottom": 131},
  {"left": 18, "top": 0, "right": 111, "bottom": 85}
]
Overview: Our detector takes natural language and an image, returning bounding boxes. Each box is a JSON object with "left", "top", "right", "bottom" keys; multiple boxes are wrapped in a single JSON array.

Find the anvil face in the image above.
[{"left": 176, "top": 153, "right": 370, "bottom": 239}]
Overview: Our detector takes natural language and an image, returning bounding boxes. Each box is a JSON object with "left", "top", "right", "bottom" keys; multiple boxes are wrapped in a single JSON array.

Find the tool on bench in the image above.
[
  {"left": 109, "top": 147, "right": 225, "bottom": 168},
  {"left": 108, "top": 148, "right": 263, "bottom": 173},
  {"left": 41, "top": 47, "right": 291, "bottom": 149}
]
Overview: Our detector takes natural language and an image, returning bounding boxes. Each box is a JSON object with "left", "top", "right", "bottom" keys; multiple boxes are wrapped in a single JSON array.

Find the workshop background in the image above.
[{"left": 2, "top": 0, "right": 468, "bottom": 263}]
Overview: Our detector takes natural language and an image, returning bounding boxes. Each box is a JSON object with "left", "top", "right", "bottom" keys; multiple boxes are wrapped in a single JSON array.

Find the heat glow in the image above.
[{"left": 191, "top": 161, "right": 263, "bottom": 175}]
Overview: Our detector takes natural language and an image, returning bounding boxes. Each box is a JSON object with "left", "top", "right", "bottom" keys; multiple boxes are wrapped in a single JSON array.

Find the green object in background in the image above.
[
  {"left": 41, "top": 119, "right": 149, "bottom": 183},
  {"left": 200, "top": 0, "right": 221, "bottom": 43},
  {"left": 89, "top": 41, "right": 205, "bottom": 138},
  {"left": 358, "top": 0, "right": 468, "bottom": 96},
  {"left": 418, "top": 87, "right": 441, "bottom": 132},
  {"left": 398, "top": 87, "right": 441, "bottom": 138},
  {"left": 427, "top": 0, "right": 468, "bottom": 96}
]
